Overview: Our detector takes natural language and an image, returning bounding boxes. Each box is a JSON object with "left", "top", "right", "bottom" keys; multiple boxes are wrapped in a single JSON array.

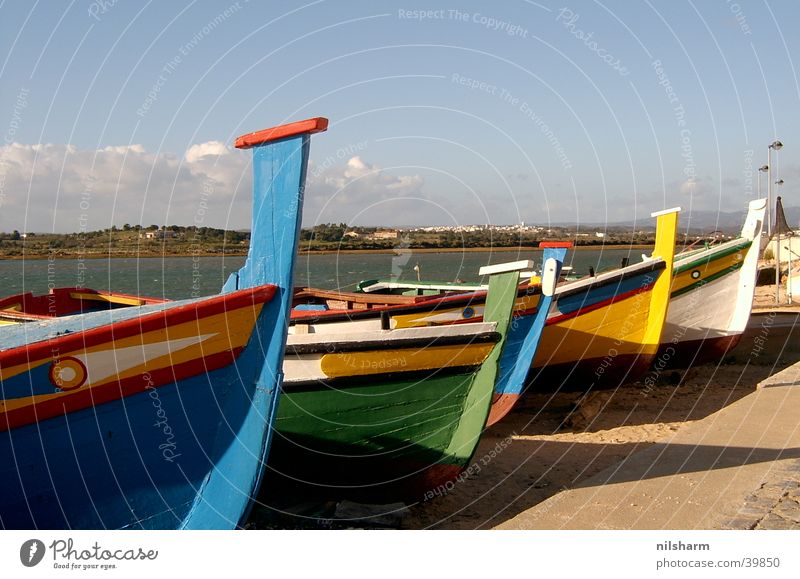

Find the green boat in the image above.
[{"left": 265, "top": 261, "right": 531, "bottom": 500}]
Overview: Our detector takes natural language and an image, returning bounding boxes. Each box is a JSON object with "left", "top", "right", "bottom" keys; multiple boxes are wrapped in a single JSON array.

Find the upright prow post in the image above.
[
  {"left": 225, "top": 117, "right": 328, "bottom": 294},
  {"left": 215, "top": 117, "right": 327, "bottom": 525},
  {"left": 643, "top": 207, "right": 680, "bottom": 350}
]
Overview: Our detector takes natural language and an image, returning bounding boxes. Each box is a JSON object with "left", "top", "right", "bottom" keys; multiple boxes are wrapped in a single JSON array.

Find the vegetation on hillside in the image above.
[{"left": 0, "top": 222, "right": 707, "bottom": 259}]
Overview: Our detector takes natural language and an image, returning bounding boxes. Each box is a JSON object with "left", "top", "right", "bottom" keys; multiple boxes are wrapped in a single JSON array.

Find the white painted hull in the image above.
[
  {"left": 663, "top": 263, "right": 750, "bottom": 343},
  {"left": 657, "top": 198, "right": 766, "bottom": 364},
  {"left": 283, "top": 322, "right": 497, "bottom": 384}
]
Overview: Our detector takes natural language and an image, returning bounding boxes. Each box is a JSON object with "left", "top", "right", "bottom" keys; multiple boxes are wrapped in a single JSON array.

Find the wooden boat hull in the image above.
[
  {"left": 655, "top": 334, "right": 742, "bottom": 370},
  {"left": 267, "top": 265, "right": 526, "bottom": 499},
  {"left": 0, "top": 287, "right": 277, "bottom": 529},
  {"left": 654, "top": 198, "right": 766, "bottom": 369},
  {"left": 288, "top": 252, "right": 563, "bottom": 428},
  {"left": 314, "top": 270, "right": 664, "bottom": 393},
  {"left": 531, "top": 209, "right": 679, "bottom": 391},
  {"left": 270, "top": 362, "right": 495, "bottom": 499},
  {"left": 0, "top": 287, "right": 167, "bottom": 320},
  {"left": 485, "top": 254, "right": 561, "bottom": 424},
  {"left": 530, "top": 351, "right": 656, "bottom": 391},
  {"left": 530, "top": 263, "right": 665, "bottom": 390},
  {"left": 657, "top": 250, "right": 750, "bottom": 367},
  {"left": 0, "top": 116, "right": 328, "bottom": 528}
]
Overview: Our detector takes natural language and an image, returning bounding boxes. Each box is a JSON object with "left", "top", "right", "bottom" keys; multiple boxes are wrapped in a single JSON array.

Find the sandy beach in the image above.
[
  {"left": 401, "top": 285, "right": 800, "bottom": 529},
  {"left": 402, "top": 362, "right": 785, "bottom": 528},
  {"left": 252, "top": 360, "right": 789, "bottom": 529},
  {"left": 249, "top": 285, "right": 799, "bottom": 529}
]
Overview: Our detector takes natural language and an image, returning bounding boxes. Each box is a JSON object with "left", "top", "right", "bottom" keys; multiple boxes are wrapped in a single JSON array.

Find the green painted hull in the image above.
[
  {"left": 264, "top": 268, "right": 522, "bottom": 501},
  {"left": 268, "top": 368, "right": 486, "bottom": 498}
]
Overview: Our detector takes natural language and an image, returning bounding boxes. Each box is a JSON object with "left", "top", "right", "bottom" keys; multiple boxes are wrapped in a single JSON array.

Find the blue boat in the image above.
[
  {"left": 0, "top": 117, "right": 328, "bottom": 529},
  {"left": 486, "top": 246, "right": 564, "bottom": 424}
]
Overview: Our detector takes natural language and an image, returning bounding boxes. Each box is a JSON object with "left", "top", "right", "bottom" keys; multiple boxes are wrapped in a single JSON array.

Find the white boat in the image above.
[{"left": 654, "top": 198, "right": 767, "bottom": 368}]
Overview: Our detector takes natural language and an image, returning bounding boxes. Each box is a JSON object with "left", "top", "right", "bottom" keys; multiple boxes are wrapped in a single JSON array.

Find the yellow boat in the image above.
[{"left": 526, "top": 208, "right": 679, "bottom": 390}]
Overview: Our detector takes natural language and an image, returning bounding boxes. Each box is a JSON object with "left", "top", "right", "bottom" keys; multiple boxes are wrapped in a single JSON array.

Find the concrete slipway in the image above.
[{"left": 498, "top": 357, "right": 800, "bottom": 530}]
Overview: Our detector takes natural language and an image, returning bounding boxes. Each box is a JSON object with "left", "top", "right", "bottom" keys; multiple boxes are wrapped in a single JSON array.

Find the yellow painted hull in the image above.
[
  {"left": 534, "top": 283, "right": 658, "bottom": 370},
  {"left": 531, "top": 208, "right": 679, "bottom": 389}
]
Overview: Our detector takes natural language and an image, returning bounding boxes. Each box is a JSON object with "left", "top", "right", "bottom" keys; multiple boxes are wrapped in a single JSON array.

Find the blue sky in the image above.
[{"left": 1, "top": 0, "right": 798, "bottom": 232}]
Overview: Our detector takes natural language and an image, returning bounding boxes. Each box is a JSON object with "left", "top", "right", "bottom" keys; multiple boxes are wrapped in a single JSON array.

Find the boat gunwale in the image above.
[
  {"left": 0, "top": 285, "right": 277, "bottom": 368},
  {"left": 289, "top": 259, "right": 666, "bottom": 326},
  {"left": 673, "top": 238, "right": 752, "bottom": 274},
  {"left": 281, "top": 365, "right": 485, "bottom": 391},
  {"left": 285, "top": 329, "right": 500, "bottom": 355}
]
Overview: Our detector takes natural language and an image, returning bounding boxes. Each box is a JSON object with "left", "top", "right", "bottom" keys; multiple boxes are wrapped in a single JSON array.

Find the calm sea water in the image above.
[{"left": 0, "top": 248, "right": 646, "bottom": 300}]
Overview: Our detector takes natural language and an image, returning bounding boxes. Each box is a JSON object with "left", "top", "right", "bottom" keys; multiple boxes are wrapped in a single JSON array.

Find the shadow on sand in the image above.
[{"left": 247, "top": 356, "right": 796, "bottom": 529}]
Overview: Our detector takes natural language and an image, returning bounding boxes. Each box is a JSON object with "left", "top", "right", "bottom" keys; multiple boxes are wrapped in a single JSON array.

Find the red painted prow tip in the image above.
[
  {"left": 539, "top": 241, "right": 573, "bottom": 248},
  {"left": 235, "top": 117, "right": 329, "bottom": 149}
]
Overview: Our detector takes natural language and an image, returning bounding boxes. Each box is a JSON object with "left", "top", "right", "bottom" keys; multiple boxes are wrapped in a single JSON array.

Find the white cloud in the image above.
[
  {"left": 304, "top": 156, "right": 426, "bottom": 225},
  {"left": 0, "top": 144, "right": 430, "bottom": 232},
  {"left": 2, "top": 140, "right": 771, "bottom": 234},
  {"left": 0, "top": 141, "right": 249, "bottom": 232},
  {"left": 184, "top": 141, "right": 229, "bottom": 163}
]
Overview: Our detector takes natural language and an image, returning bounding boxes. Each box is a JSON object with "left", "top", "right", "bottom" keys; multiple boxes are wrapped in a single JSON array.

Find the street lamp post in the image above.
[
  {"left": 758, "top": 165, "right": 768, "bottom": 198},
  {"left": 775, "top": 185, "right": 784, "bottom": 304},
  {"left": 758, "top": 165, "right": 769, "bottom": 251},
  {"left": 768, "top": 140, "right": 783, "bottom": 304},
  {"left": 767, "top": 141, "right": 783, "bottom": 237},
  {"left": 784, "top": 190, "right": 794, "bottom": 304}
]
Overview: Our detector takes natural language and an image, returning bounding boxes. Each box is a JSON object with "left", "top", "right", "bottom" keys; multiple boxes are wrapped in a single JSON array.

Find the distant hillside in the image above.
[
  {"left": 547, "top": 205, "right": 799, "bottom": 234},
  {"left": 678, "top": 205, "right": 798, "bottom": 233}
]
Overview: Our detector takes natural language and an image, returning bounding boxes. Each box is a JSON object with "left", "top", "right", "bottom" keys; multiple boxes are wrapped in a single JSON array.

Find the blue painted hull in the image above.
[
  {"left": 553, "top": 270, "right": 650, "bottom": 317},
  {"left": 496, "top": 311, "right": 538, "bottom": 396},
  {"left": 0, "top": 117, "right": 328, "bottom": 529},
  {"left": 1, "top": 365, "right": 258, "bottom": 529},
  {"left": 494, "top": 247, "right": 565, "bottom": 398},
  {"left": 0, "top": 297, "right": 281, "bottom": 530}
]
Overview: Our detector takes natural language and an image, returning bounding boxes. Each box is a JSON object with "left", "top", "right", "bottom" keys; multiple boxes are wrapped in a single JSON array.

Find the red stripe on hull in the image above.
[
  {"left": 1, "top": 347, "right": 245, "bottom": 431},
  {"left": 0, "top": 285, "right": 275, "bottom": 368},
  {"left": 546, "top": 283, "right": 655, "bottom": 326}
]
